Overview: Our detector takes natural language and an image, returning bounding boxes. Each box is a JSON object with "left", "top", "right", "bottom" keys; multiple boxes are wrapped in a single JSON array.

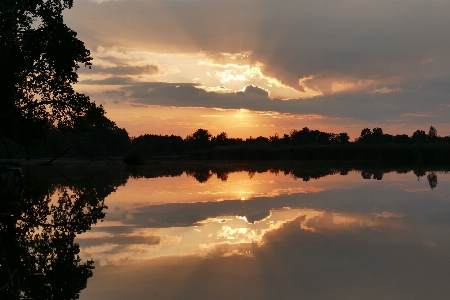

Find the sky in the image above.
[{"left": 65, "top": 0, "right": 450, "bottom": 139}]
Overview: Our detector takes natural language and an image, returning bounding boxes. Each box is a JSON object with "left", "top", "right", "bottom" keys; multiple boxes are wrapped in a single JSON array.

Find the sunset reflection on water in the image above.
[
  {"left": 104, "top": 170, "right": 354, "bottom": 207},
  {"left": 77, "top": 169, "right": 450, "bottom": 300}
]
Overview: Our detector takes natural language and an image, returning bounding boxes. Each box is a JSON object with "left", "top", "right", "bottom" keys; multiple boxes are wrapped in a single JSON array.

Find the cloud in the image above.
[
  {"left": 80, "top": 76, "right": 136, "bottom": 85},
  {"left": 122, "top": 83, "right": 280, "bottom": 110},
  {"left": 109, "top": 82, "right": 450, "bottom": 122},
  {"left": 77, "top": 233, "right": 161, "bottom": 248},
  {"left": 78, "top": 64, "right": 159, "bottom": 76},
  {"left": 238, "top": 85, "right": 269, "bottom": 97},
  {"left": 67, "top": 0, "right": 450, "bottom": 95},
  {"left": 102, "top": 179, "right": 450, "bottom": 230},
  {"left": 84, "top": 209, "right": 450, "bottom": 300},
  {"left": 96, "top": 55, "right": 147, "bottom": 66},
  {"left": 66, "top": 0, "right": 450, "bottom": 132}
]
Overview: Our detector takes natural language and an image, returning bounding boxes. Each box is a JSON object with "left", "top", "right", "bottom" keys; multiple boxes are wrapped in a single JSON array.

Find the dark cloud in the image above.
[
  {"left": 239, "top": 85, "right": 269, "bottom": 97},
  {"left": 123, "top": 83, "right": 281, "bottom": 111},
  {"left": 96, "top": 55, "right": 146, "bottom": 66},
  {"left": 67, "top": 1, "right": 450, "bottom": 94},
  {"left": 80, "top": 76, "right": 136, "bottom": 85},
  {"left": 66, "top": 0, "right": 450, "bottom": 130},
  {"left": 78, "top": 64, "right": 159, "bottom": 75},
  {"left": 77, "top": 234, "right": 161, "bottom": 248},
  {"left": 101, "top": 90, "right": 128, "bottom": 104},
  {"left": 116, "top": 82, "right": 450, "bottom": 122},
  {"left": 87, "top": 234, "right": 450, "bottom": 300}
]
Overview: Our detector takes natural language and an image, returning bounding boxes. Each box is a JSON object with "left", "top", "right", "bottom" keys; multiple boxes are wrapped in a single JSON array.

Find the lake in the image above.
[{"left": 1, "top": 161, "right": 449, "bottom": 299}]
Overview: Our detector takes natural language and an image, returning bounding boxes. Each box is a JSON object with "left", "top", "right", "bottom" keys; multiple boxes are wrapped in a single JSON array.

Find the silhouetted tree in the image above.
[
  {"left": 66, "top": 109, "right": 131, "bottom": 157},
  {"left": 269, "top": 133, "right": 280, "bottom": 143},
  {"left": 212, "top": 132, "right": 229, "bottom": 146},
  {"left": 190, "top": 129, "right": 212, "bottom": 142},
  {"left": 0, "top": 0, "right": 103, "bottom": 152},
  {"left": 428, "top": 126, "right": 438, "bottom": 143},
  {"left": 372, "top": 127, "right": 383, "bottom": 136},
  {"left": 428, "top": 126, "right": 437, "bottom": 138},
  {"left": 186, "top": 129, "right": 212, "bottom": 150},
  {"left": 281, "top": 134, "right": 290, "bottom": 144},
  {"left": 255, "top": 136, "right": 270, "bottom": 143},
  {"left": 412, "top": 130, "right": 427, "bottom": 142},
  {"left": 131, "top": 134, "right": 183, "bottom": 156},
  {"left": 393, "top": 134, "right": 410, "bottom": 144},
  {"left": 291, "top": 127, "right": 310, "bottom": 145},
  {"left": 338, "top": 132, "right": 350, "bottom": 144},
  {"left": 360, "top": 128, "right": 371, "bottom": 139},
  {"left": 290, "top": 127, "right": 335, "bottom": 145},
  {"left": 358, "top": 127, "right": 389, "bottom": 144}
]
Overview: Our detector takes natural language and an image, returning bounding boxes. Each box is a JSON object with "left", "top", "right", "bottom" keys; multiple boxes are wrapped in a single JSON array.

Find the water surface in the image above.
[
  {"left": 1, "top": 162, "right": 449, "bottom": 299},
  {"left": 75, "top": 165, "right": 450, "bottom": 300}
]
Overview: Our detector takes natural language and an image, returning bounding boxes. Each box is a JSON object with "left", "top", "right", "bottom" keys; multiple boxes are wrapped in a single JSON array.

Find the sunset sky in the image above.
[{"left": 65, "top": 0, "right": 450, "bottom": 139}]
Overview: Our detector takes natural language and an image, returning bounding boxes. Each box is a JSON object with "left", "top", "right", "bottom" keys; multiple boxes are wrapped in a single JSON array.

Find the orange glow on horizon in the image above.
[
  {"left": 104, "top": 103, "right": 447, "bottom": 141},
  {"left": 102, "top": 170, "right": 357, "bottom": 210}
]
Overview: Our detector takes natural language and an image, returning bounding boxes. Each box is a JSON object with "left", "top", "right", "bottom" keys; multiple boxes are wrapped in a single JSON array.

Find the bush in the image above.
[{"left": 123, "top": 150, "right": 146, "bottom": 165}]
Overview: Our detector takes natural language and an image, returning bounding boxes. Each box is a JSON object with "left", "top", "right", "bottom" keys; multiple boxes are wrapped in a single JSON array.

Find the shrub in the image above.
[{"left": 123, "top": 150, "right": 146, "bottom": 165}]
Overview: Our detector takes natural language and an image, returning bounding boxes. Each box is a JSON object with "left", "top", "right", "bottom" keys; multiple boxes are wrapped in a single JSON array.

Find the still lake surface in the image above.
[
  {"left": 72, "top": 163, "right": 450, "bottom": 300},
  {"left": 2, "top": 161, "right": 450, "bottom": 299}
]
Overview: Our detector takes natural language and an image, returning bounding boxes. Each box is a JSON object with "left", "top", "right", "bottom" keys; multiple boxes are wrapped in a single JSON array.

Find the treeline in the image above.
[
  {"left": 124, "top": 128, "right": 351, "bottom": 164},
  {"left": 125, "top": 126, "right": 450, "bottom": 163},
  {"left": 0, "top": 112, "right": 130, "bottom": 159},
  {"left": 130, "top": 126, "right": 449, "bottom": 156},
  {"left": 2, "top": 122, "right": 450, "bottom": 163}
]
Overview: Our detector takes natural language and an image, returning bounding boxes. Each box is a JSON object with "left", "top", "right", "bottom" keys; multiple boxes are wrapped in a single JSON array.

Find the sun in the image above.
[{"left": 234, "top": 108, "right": 251, "bottom": 118}]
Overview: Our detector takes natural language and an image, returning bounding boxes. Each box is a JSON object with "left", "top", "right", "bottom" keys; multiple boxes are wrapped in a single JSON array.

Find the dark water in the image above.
[{"left": 1, "top": 161, "right": 449, "bottom": 299}]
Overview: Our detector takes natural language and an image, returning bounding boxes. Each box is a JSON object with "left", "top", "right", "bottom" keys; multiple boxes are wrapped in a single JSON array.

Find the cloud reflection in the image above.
[
  {"left": 77, "top": 207, "right": 414, "bottom": 266},
  {"left": 74, "top": 167, "right": 450, "bottom": 300},
  {"left": 77, "top": 208, "right": 313, "bottom": 265}
]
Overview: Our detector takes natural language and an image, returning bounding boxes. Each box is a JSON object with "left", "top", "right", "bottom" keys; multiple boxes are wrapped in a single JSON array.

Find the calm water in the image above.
[{"left": 1, "top": 162, "right": 450, "bottom": 299}]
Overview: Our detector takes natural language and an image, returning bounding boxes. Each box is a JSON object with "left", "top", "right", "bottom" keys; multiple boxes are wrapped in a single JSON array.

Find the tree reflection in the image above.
[
  {"left": 0, "top": 161, "right": 444, "bottom": 298},
  {"left": 183, "top": 165, "right": 347, "bottom": 183},
  {"left": 413, "top": 168, "right": 426, "bottom": 180},
  {"left": 0, "top": 164, "right": 126, "bottom": 300},
  {"left": 215, "top": 170, "right": 228, "bottom": 182},
  {"left": 361, "top": 170, "right": 383, "bottom": 180},
  {"left": 413, "top": 169, "right": 439, "bottom": 190},
  {"left": 185, "top": 169, "right": 213, "bottom": 183},
  {"left": 427, "top": 172, "right": 438, "bottom": 190},
  {"left": 126, "top": 161, "right": 445, "bottom": 185},
  {"left": 360, "top": 169, "right": 440, "bottom": 188}
]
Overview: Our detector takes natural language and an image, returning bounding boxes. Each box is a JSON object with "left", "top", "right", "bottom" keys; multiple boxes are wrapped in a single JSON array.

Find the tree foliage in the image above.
[
  {"left": 186, "top": 128, "right": 212, "bottom": 150},
  {"left": 428, "top": 126, "right": 437, "bottom": 138},
  {"left": 0, "top": 0, "right": 102, "bottom": 149}
]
